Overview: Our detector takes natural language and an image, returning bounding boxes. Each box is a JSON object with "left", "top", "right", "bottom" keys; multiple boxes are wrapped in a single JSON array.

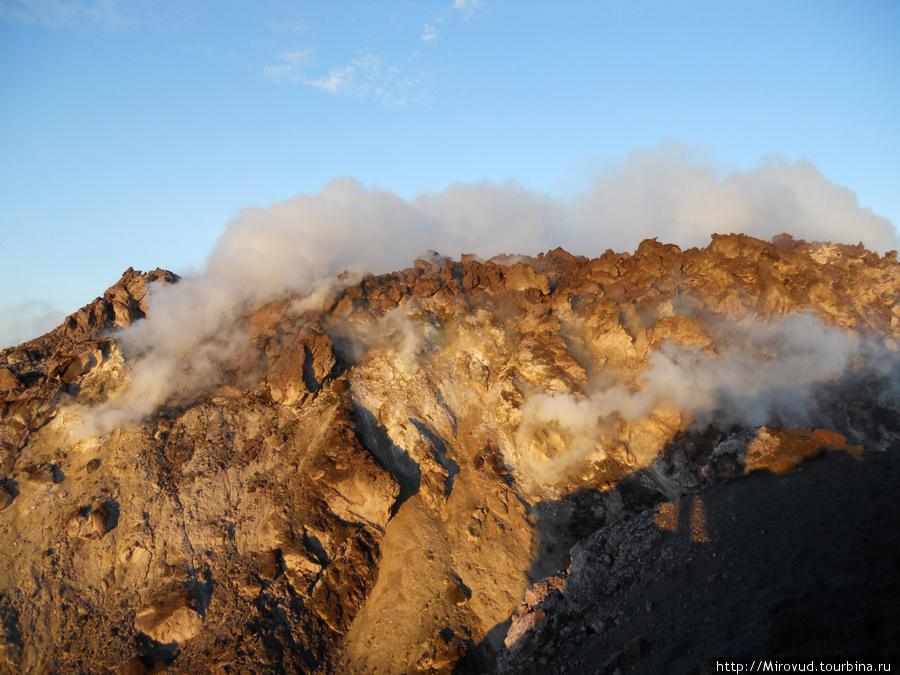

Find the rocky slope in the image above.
[
  {"left": 498, "top": 429, "right": 900, "bottom": 672},
  {"left": 0, "top": 234, "right": 898, "bottom": 673}
]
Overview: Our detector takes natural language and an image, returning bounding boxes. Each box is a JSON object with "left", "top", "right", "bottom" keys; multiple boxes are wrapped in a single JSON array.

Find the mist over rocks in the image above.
[{"left": 0, "top": 232, "right": 899, "bottom": 672}]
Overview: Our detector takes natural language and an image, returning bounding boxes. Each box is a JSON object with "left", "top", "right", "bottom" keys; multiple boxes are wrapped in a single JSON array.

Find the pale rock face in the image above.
[
  {"left": 1, "top": 234, "right": 899, "bottom": 673},
  {"left": 134, "top": 592, "right": 203, "bottom": 645}
]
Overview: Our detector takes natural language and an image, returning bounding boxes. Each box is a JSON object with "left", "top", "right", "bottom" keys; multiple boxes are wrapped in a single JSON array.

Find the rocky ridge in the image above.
[{"left": 0, "top": 234, "right": 898, "bottom": 673}]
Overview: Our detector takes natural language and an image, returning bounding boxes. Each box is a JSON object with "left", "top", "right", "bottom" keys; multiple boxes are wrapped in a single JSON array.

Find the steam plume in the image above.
[
  {"left": 0, "top": 301, "right": 65, "bottom": 349},
  {"left": 69, "top": 146, "right": 898, "bottom": 437},
  {"left": 513, "top": 313, "right": 867, "bottom": 484},
  {"left": 568, "top": 147, "right": 897, "bottom": 254}
]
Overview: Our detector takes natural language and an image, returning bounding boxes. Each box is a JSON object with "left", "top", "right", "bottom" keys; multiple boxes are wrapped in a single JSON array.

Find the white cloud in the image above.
[
  {"left": 451, "top": 0, "right": 483, "bottom": 15},
  {"left": 421, "top": 23, "right": 438, "bottom": 42}
]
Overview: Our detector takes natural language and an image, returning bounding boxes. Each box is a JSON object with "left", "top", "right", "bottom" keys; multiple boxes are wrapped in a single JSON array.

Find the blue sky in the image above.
[{"left": 1, "top": 0, "right": 898, "bottom": 345}]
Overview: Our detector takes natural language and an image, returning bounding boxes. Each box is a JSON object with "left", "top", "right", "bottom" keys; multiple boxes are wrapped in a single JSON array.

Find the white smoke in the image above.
[{"left": 69, "top": 146, "right": 898, "bottom": 437}]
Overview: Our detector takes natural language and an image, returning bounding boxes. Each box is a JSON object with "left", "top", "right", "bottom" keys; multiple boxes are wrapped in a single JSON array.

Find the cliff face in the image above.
[{"left": 0, "top": 234, "right": 899, "bottom": 673}]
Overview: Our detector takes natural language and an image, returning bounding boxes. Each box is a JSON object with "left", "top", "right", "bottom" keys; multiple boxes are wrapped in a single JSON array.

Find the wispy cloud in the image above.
[
  {"left": 305, "top": 58, "right": 365, "bottom": 94},
  {"left": 0, "top": 0, "right": 144, "bottom": 29},
  {"left": 304, "top": 53, "right": 429, "bottom": 106},
  {"left": 264, "top": 47, "right": 432, "bottom": 105},
  {"left": 451, "top": 0, "right": 483, "bottom": 16},
  {"left": 83, "top": 0, "right": 135, "bottom": 28},
  {"left": 421, "top": 23, "right": 438, "bottom": 42},
  {"left": 263, "top": 49, "right": 312, "bottom": 83},
  {"left": 263, "top": 3, "right": 476, "bottom": 105},
  {"left": 0, "top": 0, "right": 79, "bottom": 25}
]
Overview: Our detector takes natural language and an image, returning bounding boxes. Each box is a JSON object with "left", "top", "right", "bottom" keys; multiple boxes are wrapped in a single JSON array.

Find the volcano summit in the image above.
[{"left": 0, "top": 233, "right": 898, "bottom": 673}]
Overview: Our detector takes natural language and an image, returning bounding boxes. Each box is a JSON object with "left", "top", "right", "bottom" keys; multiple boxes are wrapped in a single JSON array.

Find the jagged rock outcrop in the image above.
[
  {"left": 0, "top": 233, "right": 899, "bottom": 673},
  {"left": 0, "top": 268, "right": 179, "bottom": 477}
]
